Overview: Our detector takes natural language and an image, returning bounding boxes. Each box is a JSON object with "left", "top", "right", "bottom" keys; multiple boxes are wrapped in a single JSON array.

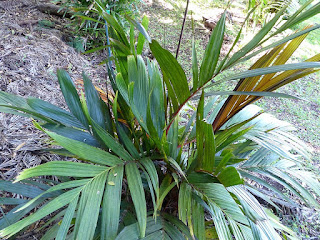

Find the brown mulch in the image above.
[{"left": 0, "top": 0, "right": 108, "bottom": 180}]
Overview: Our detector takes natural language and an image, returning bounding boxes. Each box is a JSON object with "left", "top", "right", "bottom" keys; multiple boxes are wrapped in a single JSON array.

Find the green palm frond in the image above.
[{"left": 1, "top": 1, "right": 320, "bottom": 239}]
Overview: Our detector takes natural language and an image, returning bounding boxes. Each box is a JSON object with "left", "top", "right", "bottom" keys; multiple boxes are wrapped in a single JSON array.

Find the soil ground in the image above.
[{"left": 0, "top": 0, "right": 109, "bottom": 180}]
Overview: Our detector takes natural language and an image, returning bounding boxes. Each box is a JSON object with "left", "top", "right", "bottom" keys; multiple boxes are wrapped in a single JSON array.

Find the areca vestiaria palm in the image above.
[{"left": 0, "top": 1, "right": 320, "bottom": 239}]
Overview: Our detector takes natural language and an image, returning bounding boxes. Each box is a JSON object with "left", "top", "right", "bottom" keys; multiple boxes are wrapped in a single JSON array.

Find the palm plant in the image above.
[{"left": 0, "top": 1, "right": 320, "bottom": 239}]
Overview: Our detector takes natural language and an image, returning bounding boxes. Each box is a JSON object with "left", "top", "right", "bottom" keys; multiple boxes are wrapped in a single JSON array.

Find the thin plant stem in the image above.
[{"left": 175, "top": 0, "right": 190, "bottom": 59}]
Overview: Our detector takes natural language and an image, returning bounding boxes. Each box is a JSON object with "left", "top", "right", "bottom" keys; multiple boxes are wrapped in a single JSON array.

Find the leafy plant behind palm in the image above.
[
  {"left": 0, "top": 1, "right": 320, "bottom": 239},
  {"left": 247, "top": 0, "right": 301, "bottom": 27},
  {"left": 52, "top": 0, "right": 141, "bottom": 50}
]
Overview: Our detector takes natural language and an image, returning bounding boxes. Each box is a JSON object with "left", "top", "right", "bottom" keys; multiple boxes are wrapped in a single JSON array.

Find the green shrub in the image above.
[
  {"left": 0, "top": 1, "right": 320, "bottom": 239},
  {"left": 52, "top": 0, "right": 141, "bottom": 50},
  {"left": 247, "top": 0, "right": 301, "bottom": 27}
]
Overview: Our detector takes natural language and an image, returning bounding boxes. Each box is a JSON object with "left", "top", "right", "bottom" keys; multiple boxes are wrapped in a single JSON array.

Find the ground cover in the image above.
[{"left": 0, "top": 0, "right": 108, "bottom": 178}]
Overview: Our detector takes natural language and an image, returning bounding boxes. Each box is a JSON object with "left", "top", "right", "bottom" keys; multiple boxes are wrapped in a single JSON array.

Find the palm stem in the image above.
[{"left": 175, "top": 0, "right": 190, "bottom": 59}]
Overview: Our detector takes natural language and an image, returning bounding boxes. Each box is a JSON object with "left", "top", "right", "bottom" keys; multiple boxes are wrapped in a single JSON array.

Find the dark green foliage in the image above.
[{"left": 52, "top": 0, "right": 141, "bottom": 50}]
